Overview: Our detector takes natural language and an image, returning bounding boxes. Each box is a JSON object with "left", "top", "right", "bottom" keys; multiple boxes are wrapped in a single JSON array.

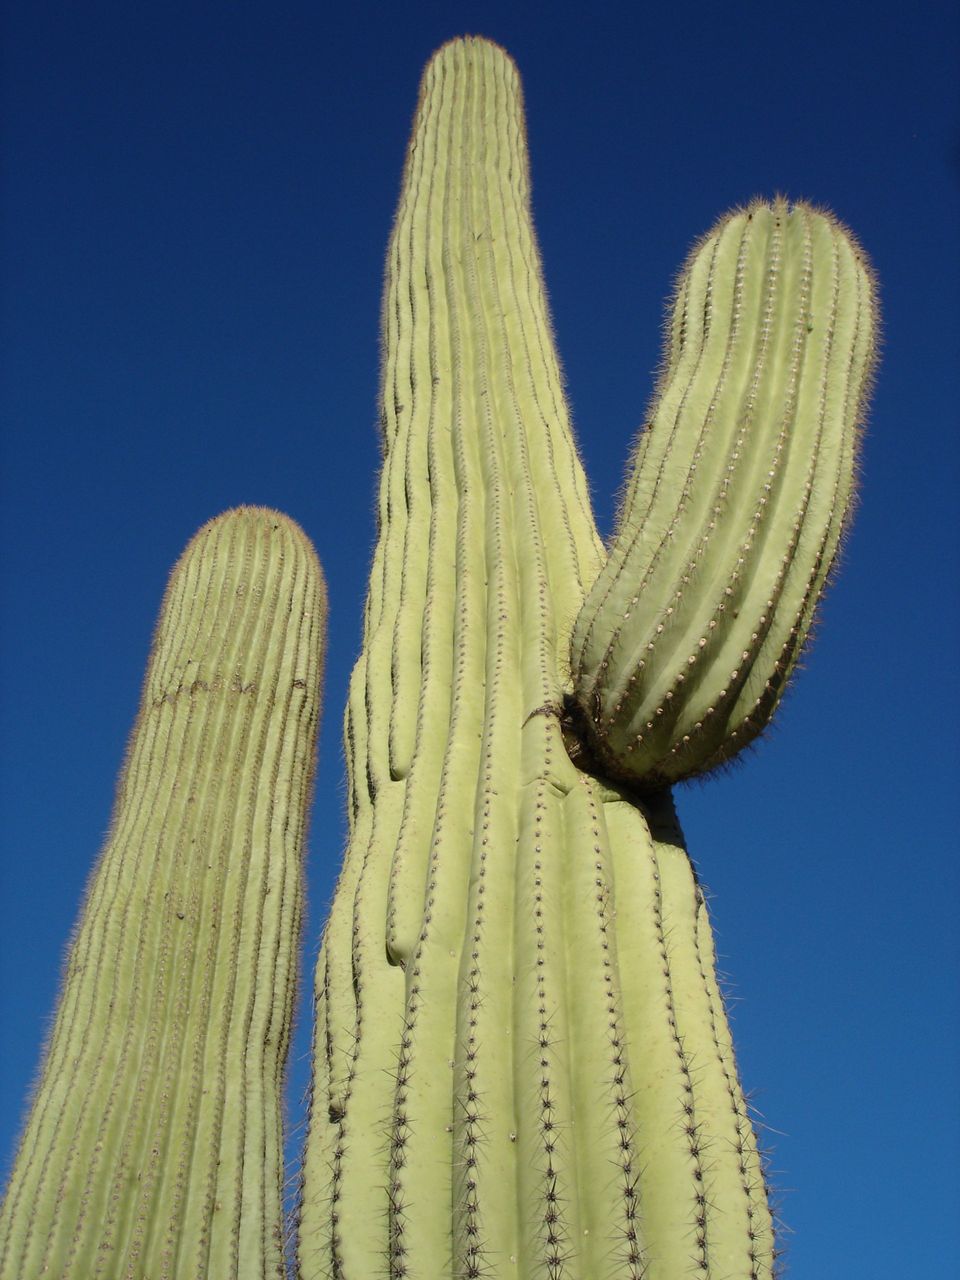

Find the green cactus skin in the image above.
[
  {"left": 0, "top": 508, "right": 325, "bottom": 1280},
  {"left": 570, "top": 201, "right": 877, "bottom": 787},
  {"left": 298, "top": 36, "right": 875, "bottom": 1280}
]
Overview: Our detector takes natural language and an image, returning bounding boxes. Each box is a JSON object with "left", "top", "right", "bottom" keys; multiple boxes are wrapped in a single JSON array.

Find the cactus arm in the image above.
[
  {"left": 0, "top": 508, "right": 325, "bottom": 1280},
  {"left": 570, "top": 202, "right": 877, "bottom": 786}
]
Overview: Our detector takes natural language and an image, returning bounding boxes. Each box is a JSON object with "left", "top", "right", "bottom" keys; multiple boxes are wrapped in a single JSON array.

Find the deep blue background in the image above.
[{"left": 2, "top": 3, "right": 958, "bottom": 1275}]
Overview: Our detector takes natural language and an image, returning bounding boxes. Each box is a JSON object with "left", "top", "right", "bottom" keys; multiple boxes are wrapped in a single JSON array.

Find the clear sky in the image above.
[{"left": 2, "top": 2, "right": 958, "bottom": 1276}]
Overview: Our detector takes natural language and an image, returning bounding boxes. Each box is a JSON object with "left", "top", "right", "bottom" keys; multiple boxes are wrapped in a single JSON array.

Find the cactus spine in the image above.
[
  {"left": 0, "top": 508, "right": 325, "bottom": 1279},
  {"left": 299, "top": 35, "right": 875, "bottom": 1280}
]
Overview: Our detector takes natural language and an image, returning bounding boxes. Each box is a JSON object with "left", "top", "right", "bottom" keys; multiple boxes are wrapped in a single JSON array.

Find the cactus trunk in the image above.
[
  {"left": 297, "top": 36, "right": 872, "bottom": 1279},
  {"left": 0, "top": 508, "right": 325, "bottom": 1279}
]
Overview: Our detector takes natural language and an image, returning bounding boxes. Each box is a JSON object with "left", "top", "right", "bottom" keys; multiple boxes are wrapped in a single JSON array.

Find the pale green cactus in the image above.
[
  {"left": 0, "top": 508, "right": 325, "bottom": 1279},
  {"left": 298, "top": 35, "right": 876, "bottom": 1280},
  {"left": 1, "top": 34, "right": 877, "bottom": 1280}
]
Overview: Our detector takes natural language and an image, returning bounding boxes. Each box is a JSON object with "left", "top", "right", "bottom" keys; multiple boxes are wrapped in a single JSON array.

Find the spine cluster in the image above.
[{"left": 0, "top": 508, "right": 325, "bottom": 1280}]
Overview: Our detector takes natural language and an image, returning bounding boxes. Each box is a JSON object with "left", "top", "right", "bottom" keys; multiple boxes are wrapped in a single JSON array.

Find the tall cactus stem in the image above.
[
  {"left": 0, "top": 508, "right": 325, "bottom": 1280},
  {"left": 288, "top": 34, "right": 860, "bottom": 1280}
]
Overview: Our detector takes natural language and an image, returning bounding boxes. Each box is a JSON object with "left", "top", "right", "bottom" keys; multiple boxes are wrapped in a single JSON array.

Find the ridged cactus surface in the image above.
[
  {"left": 300, "top": 36, "right": 875, "bottom": 1280},
  {"left": 0, "top": 508, "right": 325, "bottom": 1279}
]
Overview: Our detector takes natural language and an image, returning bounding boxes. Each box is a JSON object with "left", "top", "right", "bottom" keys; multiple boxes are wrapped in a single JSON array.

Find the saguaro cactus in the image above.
[
  {"left": 299, "top": 36, "right": 875, "bottom": 1280},
  {"left": 0, "top": 508, "right": 325, "bottom": 1279}
]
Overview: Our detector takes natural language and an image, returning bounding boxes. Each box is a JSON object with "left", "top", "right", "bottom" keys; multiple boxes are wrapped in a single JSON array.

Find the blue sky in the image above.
[{"left": 1, "top": 2, "right": 958, "bottom": 1275}]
